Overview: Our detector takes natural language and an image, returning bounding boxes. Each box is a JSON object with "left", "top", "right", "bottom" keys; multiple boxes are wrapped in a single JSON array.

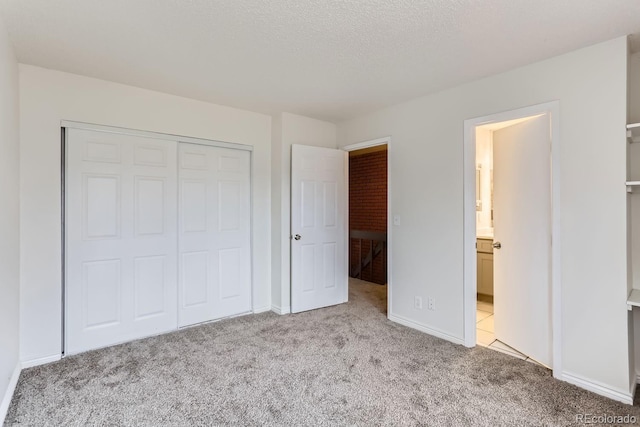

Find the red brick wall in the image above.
[{"left": 349, "top": 150, "right": 387, "bottom": 284}]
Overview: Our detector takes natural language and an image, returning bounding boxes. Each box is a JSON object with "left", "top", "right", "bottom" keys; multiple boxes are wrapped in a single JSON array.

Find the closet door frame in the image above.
[
  {"left": 62, "top": 120, "right": 253, "bottom": 355},
  {"left": 62, "top": 121, "right": 254, "bottom": 152}
]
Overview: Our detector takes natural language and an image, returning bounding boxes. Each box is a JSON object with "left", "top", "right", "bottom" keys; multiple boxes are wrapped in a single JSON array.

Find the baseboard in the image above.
[
  {"left": 252, "top": 306, "right": 272, "bottom": 314},
  {"left": 388, "top": 314, "right": 465, "bottom": 346},
  {"left": 21, "top": 354, "right": 61, "bottom": 369},
  {"left": 271, "top": 305, "right": 290, "bottom": 315},
  {"left": 0, "top": 363, "right": 21, "bottom": 425},
  {"left": 561, "top": 371, "right": 633, "bottom": 405}
]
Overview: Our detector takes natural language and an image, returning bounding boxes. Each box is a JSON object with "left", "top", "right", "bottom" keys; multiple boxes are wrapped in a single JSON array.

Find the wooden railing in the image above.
[{"left": 350, "top": 230, "right": 387, "bottom": 284}]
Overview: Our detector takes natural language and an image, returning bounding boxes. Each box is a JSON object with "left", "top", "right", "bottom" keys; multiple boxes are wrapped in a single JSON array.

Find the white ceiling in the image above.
[{"left": 1, "top": 0, "right": 640, "bottom": 121}]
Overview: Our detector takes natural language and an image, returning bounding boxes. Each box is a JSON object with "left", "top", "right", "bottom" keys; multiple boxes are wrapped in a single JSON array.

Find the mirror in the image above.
[{"left": 476, "top": 166, "right": 482, "bottom": 211}]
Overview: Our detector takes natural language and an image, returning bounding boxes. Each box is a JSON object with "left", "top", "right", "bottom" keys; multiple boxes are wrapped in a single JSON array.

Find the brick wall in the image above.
[{"left": 349, "top": 149, "right": 387, "bottom": 284}]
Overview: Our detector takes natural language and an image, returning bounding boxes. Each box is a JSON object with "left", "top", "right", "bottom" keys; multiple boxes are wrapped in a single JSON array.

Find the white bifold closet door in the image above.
[
  {"left": 65, "top": 129, "right": 179, "bottom": 355},
  {"left": 178, "top": 143, "right": 251, "bottom": 327}
]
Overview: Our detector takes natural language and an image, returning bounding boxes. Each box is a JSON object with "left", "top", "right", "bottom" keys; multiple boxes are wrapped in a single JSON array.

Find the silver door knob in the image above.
[
  {"left": 492, "top": 242, "right": 501, "bottom": 249},
  {"left": 294, "top": 234, "right": 302, "bottom": 240}
]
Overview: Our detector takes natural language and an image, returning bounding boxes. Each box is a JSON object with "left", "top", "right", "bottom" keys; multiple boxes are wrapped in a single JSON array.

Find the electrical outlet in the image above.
[
  {"left": 414, "top": 296, "right": 423, "bottom": 310},
  {"left": 428, "top": 297, "right": 435, "bottom": 311}
]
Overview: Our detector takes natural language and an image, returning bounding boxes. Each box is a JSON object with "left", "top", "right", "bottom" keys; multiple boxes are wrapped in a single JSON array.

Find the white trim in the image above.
[
  {"left": 60, "top": 120, "right": 253, "bottom": 152},
  {"left": 252, "top": 306, "right": 271, "bottom": 314},
  {"left": 387, "top": 142, "right": 393, "bottom": 318},
  {"left": 389, "top": 314, "right": 465, "bottom": 346},
  {"left": 341, "top": 136, "right": 393, "bottom": 319},
  {"left": 21, "top": 354, "right": 62, "bottom": 369},
  {"left": 343, "top": 149, "right": 349, "bottom": 303},
  {"left": 561, "top": 372, "right": 633, "bottom": 405},
  {"left": 0, "top": 363, "right": 21, "bottom": 425},
  {"left": 271, "top": 305, "right": 291, "bottom": 315},
  {"left": 342, "top": 136, "right": 391, "bottom": 152},
  {"left": 462, "top": 101, "right": 562, "bottom": 378},
  {"left": 249, "top": 148, "right": 256, "bottom": 322}
]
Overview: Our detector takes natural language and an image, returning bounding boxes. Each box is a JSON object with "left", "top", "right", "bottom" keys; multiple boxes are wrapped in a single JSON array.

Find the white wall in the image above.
[
  {"left": 629, "top": 51, "right": 640, "bottom": 124},
  {"left": 270, "top": 112, "right": 336, "bottom": 313},
  {"left": 0, "top": 9, "right": 20, "bottom": 422},
  {"left": 19, "top": 65, "right": 272, "bottom": 362},
  {"left": 338, "top": 37, "right": 631, "bottom": 397}
]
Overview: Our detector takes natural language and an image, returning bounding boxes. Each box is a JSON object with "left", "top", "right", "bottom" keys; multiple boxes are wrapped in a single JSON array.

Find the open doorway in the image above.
[
  {"left": 290, "top": 139, "right": 390, "bottom": 314},
  {"left": 463, "top": 102, "right": 561, "bottom": 376},
  {"left": 474, "top": 115, "right": 550, "bottom": 365},
  {"left": 343, "top": 138, "right": 390, "bottom": 316}
]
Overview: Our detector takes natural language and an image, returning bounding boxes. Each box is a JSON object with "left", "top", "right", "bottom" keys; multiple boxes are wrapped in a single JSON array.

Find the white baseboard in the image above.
[
  {"left": 271, "top": 305, "right": 290, "bottom": 315},
  {"left": 252, "top": 306, "right": 272, "bottom": 314},
  {"left": 561, "top": 371, "right": 633, "bottom": 405},
  {"left": 21, "top": 354, "right": 61, "bottom": 369},
  {"left": 0, "top": 363, "right": 21, "bottom": 425},
  {"left": 388, "top": 313, "right": 465, "bottom": 346}
]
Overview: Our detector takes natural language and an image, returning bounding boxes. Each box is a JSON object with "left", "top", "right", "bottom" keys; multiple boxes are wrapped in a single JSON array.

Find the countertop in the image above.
[{"left": 477, "top": 235, "right": 494, "bottom": 240}]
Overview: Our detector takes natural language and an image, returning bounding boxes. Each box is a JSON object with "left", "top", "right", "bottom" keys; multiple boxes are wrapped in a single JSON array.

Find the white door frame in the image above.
[
  {"left": 342, "top": 137, "right": 392, "bottom": 318},
  {"left": 61, "top": 120, "right": 254, "bottom": 152},
  {"left": 463, "top": 102, "right": 561, "bottom": 377}
]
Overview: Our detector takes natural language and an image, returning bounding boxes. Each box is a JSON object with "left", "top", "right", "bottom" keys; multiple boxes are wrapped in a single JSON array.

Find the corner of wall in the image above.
[
  {"left": 0, "top": 7, "right": 21, "bottom": 424},
  {"left": 270, "top": 305, "right": 291, "bottom": 315},
  {"left": 0, "top": 363, "right": 21, "bottom": 425},
  {"left": 270, "top": 113, "right": 284, "bottom": 309}
]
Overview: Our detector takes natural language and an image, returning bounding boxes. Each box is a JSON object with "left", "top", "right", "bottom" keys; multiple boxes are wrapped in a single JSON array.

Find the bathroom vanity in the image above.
[{"left": 477, "top": 237, "right": 494, "bottom": 297}]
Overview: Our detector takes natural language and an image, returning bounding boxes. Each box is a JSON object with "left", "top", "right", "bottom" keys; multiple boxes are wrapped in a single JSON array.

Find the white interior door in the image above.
[
  {"left": 66, "top": 129, "right": 178, "bottom": 354},
  {"left": 492, "top": 114, "right": 552, "bottom": 367},
  {"left": 291, "top": 144, "right": 347, "bottom": 313},
  {"left": 178, "top": 143, "right": 252, "bottom": 327}
]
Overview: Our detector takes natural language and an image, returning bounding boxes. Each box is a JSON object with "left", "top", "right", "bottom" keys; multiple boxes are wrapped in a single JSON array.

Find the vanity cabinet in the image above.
[{"left": 477, "top": 238, "right": 494, "bottom": 296}]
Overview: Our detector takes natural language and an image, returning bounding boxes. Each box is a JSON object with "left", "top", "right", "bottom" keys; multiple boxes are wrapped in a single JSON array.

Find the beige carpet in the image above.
[{"left": 6, "top": 278, "right": 640, "bottom": 426}]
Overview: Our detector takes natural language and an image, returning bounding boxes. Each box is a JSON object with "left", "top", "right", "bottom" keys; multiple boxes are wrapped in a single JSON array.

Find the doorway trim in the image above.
[
  {"left": 463, "top": 101, "right": 561, "bottom": 377},
  {"left": 343, "top": 137, "right": 392, "bottom": 318},
  {"left": 60, "top": 120, "right": 254, "bottom": 152}
]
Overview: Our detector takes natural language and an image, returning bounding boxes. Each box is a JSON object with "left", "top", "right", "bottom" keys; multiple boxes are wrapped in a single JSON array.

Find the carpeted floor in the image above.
[{"left": 6, "top": 278, "right": 640, "bottom": 426}]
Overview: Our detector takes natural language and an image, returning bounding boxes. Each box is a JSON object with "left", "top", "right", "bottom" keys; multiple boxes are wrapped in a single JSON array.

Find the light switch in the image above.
[{"left": 393, "top": 215, "right": 401, "bottom": 226}]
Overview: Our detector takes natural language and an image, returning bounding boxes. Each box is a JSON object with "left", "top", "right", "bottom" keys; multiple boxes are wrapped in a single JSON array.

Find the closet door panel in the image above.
[
  {"left": 66, "top": 129, "right": 178, "bottom": 355},
  {"left": 178, "top": 143, "right": 251, "bottom": 327}
]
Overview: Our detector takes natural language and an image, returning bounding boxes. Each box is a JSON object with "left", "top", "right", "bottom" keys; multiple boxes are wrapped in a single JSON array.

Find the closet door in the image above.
[
  {"left": 178, "top": 143, "right": 251, "bottom": 327},
  {"left": 66, "top": 129, "right": 178, "bottom": 354}
]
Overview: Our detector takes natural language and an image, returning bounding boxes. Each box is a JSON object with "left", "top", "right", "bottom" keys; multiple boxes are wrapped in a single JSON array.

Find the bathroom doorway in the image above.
[
  {"left": 463, "top": 102, "right": 561, "bottom": 375},
  {"left": 474, "top": 114, "right": 552, "bottom": 366}
]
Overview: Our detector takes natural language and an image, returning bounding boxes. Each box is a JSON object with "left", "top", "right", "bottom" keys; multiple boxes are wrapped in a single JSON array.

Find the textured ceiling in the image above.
[{"left": 1, "top": 0, "right": 640, "bottom": 121}]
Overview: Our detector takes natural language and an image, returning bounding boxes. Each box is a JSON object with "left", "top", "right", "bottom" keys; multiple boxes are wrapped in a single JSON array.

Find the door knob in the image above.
[
  {"left": 492, "top": 242, "right": 501, "bottom": 249},
  {"left": 294, "top": 234, "right": 302, "bottom": 240}
]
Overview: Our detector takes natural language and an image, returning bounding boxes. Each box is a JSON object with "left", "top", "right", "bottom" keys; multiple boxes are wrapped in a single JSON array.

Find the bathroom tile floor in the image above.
[{"left": 476, "top": 301, "right": 546, "bottom": 367}]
